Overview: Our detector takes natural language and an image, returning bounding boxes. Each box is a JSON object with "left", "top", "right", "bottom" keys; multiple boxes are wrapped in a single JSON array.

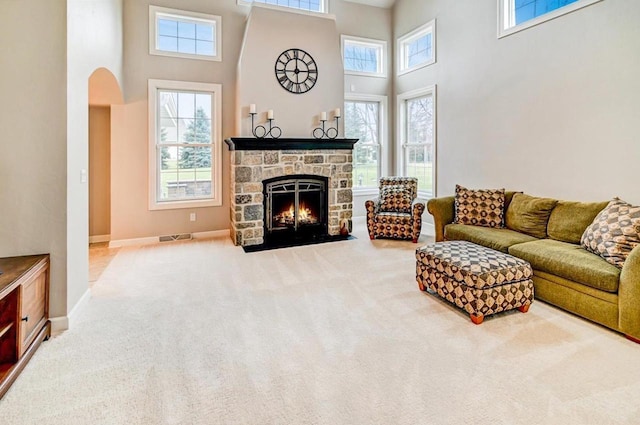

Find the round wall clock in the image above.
[{"left": 274, "top": 48, "right": 318, "bottom": 94}]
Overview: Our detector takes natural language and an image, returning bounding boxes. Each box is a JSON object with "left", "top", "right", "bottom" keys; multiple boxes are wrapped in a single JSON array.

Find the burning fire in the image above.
[{"left": 275, "top": 202, "right": 318, "bottom": 226}]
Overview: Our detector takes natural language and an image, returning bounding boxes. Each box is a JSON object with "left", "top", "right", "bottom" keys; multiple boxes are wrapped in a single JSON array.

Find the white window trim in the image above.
[
  {"left": 341, "top": 35, "right": 387, "bottom": 78},
  {"left": 148, "top": 79, "right": 223, "bottom": 211},
  {"left": 397, "top": 19, "right": 436, "bottom": 76},
  {"left": 396, "top": 85, "right": 437, "bottom": 200},
  {"left": 149, "top": 6, "right": 222, "bottom": 62},
  {"left": 498, "top": 0, "right": 603, "bottom": 38},
  {"left": 237, "top": 0, "right": 330, "bottom": 17},
  {"left": 345, "top": 93, "right": 388, "bottom": 196}
]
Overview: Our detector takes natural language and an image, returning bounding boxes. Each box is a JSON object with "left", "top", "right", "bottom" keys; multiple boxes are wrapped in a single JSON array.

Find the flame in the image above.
[{"left": 276, "top": 202, "right": 317, "bottom": 225}]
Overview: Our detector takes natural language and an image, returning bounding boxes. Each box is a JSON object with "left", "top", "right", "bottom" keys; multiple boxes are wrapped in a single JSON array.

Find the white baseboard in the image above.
[
  {"left": 109, "top": 229, "right": 231, "bottom": 248},
  {"left": 109, "top": 236, "right": 159, "bottom": 248},
  {"left": 89, "top": 234, "right": 110, "bottom": 244},
  {"left": 50, "top": 288, "right": 92, "bottom": 334},
  {"left": 193, "top": 229, "right": 230, "bottom": 239}
]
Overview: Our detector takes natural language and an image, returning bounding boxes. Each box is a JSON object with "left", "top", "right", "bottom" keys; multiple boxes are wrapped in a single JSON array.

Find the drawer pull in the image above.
[{"left": 21, "top": 316, "right": 29, "bottom": 322}]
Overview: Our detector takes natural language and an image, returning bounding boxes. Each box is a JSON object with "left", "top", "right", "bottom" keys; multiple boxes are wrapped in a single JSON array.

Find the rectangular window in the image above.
[
  {"left": 238, "top": 0, "right": 327, "bottom": 13},
  {"left": 344, "top": 95, "right": 387, "bottom": 191},
  {"left": 398, "top": 20, "right": 436, "bottom": 75},
  {"left": 342, "top": 36, "right": 386, "bottom": 77},
  {"left": 499, "top": 0, "right": 603, "bottom": 38},
  {"left": 148, "top": 79, "right": 223, "bottom": 210},
  {"left": 149, "top": 6, "right": 222, "bottom": 61},
  {"left": 398, "top": 86, "right": 436, "bottom": 198}
]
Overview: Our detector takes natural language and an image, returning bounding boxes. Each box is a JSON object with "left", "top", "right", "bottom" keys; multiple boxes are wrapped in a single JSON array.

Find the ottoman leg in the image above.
[
  {"left": 417, "top": 280, "right": 426, "bottom": 291},
  {"left": 470, "top": 314, "right": 484, "bottom": 325},
  {"left": 518, "top": 304, "right": 530, "bottom": 313}
]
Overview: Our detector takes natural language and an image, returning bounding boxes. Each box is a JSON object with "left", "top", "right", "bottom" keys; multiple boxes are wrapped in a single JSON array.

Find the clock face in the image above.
[{"left": 274, "top": 48, "right": 318, "bottom": 94}]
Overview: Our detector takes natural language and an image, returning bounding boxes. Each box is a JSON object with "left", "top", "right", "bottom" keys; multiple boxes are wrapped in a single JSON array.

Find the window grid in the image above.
[
  {"left": 345, "top": 100, "right": 382, "bottom": 189},
  {"left": 514, "top": 0, "right": 579, "bottom": 25},
  {"left": 241, "top": 0, "right": 325, "bottom": 13},
  {"left": 500, "top": 0, "right": 602, "bottom": 37},
  {"left": 157, "top": 16, "right": 216, "bottom": 56},
  {"left": 398, "top": 20, "right": 436, "bottom": 74},
  {"left": 341, "top": 36, "right": 386, "bottom": 76}
]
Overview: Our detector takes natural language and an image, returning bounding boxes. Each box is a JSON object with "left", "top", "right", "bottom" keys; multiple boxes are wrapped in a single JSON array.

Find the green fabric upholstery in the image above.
[
  {"left": 508, "top": 239, "right": 620, "bottom": 293},
  {"left": 505, "top": 193, "right": 558, "bottom": 238},
  {"left": 619, "top": 245, "right": 640, "bottom": 340},
  {"left": 428, "top": 192, "right": 518, "bottom": 243},
  {"left": 547, "top": 200, "right": 608, "bottom": 244},
  {"left": 533, "top": 273, "right": 619, "bottom": 331},
  {"left": 444, "top": 223, "right": 538, "bottom": 253}
]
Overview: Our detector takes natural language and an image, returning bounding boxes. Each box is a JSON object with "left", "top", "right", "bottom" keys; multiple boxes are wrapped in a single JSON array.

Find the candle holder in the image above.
[
  {"left": 313, "top": 116, "right": 340, "bottom": 140},
  {"left": 250, "top": 112, "right": 282, "bottom": 139}
]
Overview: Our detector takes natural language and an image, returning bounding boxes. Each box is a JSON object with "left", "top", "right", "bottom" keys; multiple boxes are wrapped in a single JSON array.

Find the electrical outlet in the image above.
[
  {"left": 189, "top": 213, "right": 196, "bottom": 222},
  {"left": 80, "top": 169, "right": 87, "bottom": 183}
]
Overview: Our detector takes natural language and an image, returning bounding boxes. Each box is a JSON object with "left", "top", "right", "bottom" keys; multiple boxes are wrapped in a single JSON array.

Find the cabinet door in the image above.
[{"left": 20, "top": 270, "right": 47, "bottom": 356}]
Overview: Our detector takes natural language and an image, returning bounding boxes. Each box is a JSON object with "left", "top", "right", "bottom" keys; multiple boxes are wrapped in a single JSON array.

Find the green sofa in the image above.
[{"left": 427, "top": 193, "right": 640, "bottom": 342}]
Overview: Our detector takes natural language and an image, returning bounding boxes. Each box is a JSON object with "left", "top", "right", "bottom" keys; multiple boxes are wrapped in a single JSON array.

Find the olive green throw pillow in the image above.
[
  {"left": 547, "top": 200, "right": 609, "bottom": 244},
  {"left": 505, "top": 193, "right": 558, "bottom": 239}
]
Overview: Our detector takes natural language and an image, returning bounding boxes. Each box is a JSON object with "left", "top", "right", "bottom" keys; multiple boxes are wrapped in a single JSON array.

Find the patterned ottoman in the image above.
[{"left": 416, "top": 241, "right": 534, "bottom": 324}]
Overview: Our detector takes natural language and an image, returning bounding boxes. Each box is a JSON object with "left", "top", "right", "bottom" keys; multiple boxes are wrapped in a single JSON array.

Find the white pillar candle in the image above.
[
  {"left": 320, "top": 111, "right": 327, "bottom": 121},
  {"left": 334, "top": 108, "right": 341, "bottom": 118},
  {"left": 267, "top": 110, "right": 274, "bottom": 120},
  {"left": 249, "top": 104, "right": 256, "bottom": 114}
]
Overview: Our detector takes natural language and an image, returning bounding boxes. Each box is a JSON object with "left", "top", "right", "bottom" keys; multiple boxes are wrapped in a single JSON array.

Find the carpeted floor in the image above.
[{"left": 1, "top": 221, "right": 640, "bottom": 424}]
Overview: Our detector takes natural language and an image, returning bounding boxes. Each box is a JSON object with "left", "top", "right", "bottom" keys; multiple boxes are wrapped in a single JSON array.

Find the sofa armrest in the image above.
[
  {"left": 426, "top": 196, "right": 455, "bottom": 242},
  {"left": 619, "top": 245, "right": 640, "bottom": 340}
]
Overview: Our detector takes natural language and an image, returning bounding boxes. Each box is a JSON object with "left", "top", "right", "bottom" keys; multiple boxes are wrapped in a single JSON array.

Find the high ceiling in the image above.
[{"left": 343, "top": 0, "right": 395, "bottom": 9}]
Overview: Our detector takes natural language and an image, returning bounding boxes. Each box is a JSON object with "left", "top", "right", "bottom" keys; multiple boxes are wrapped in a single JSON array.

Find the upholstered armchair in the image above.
[{"left": 365, "top": 177, "right": 425, "bottom": 243}]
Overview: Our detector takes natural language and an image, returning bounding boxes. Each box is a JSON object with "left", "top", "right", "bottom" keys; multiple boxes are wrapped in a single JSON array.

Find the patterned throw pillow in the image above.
[
  {"left": 581, "top": 198, "right": 640, "bottom": 268},
  {"left": 379, "top": 185, "right": 413, "bottom": 213},
  {"left": 454, "top": 185, "right": 506, "bottom": 228}
]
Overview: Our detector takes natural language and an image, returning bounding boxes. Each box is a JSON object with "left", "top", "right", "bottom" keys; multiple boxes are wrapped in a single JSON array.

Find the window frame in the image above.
[
  {"left": 397, "top": 19, "right": 436, "bottom": 76},
  {"left": 344, "top": 93, "right": 388, "bottom": 196},
  {"left": 498, "top": 0, "right": 603, "bottom": 38},
  {"left": 149, "top": 6, "right": 222, "bottom": 62},
  {"left": 341, "top": 35, "right": 387, "bottom": 78},
  {"left": 396, "top": 85, "right": 437, "bottom": 200},
  {"left": 237, "top": 0, "right": 329, "bottom": 15},
  {"left": 148, "top": 79, "right": 223, "bottom": 211}
]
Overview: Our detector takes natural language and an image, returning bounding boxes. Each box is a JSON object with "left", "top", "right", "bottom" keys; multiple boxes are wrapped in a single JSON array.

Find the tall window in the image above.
[
  {"left": 238, "top": 0, "right": 327, "bottom": 13},
  {"left": 499, "top": 0, "right": 602, "bottom": 38},
  {"left": 398, "top": 20, "right": 436, "bottom": 75},
  {"left": 345, "top": 96, "right": 386, "bottom": 191},
  {"left": 149, "top": 6, "right": 222, "bottom": 61},
  {"left": 342, "top": 36, "right": 386, "bottom": 77},
  {"left": 398, "top": 86, "right": 436, "bottom": 197},
  {"left": 148, "top": 80, "right": 222, "bottom": 210}
]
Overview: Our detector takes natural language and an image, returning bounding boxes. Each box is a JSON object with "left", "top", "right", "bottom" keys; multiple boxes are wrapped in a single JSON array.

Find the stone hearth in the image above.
[{"left": 226, "top": 138, "right": 357, "bottom": 247}]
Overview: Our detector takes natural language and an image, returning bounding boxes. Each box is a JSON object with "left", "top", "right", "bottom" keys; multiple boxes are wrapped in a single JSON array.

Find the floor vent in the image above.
[{"left": 159, "top": 233, "right": 193, "bottom": 242}]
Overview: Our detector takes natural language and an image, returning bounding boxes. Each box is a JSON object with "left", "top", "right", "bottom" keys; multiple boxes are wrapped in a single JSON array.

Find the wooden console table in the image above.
[{"left": 0, "top": 255, "right": 50, "bottom": 399}]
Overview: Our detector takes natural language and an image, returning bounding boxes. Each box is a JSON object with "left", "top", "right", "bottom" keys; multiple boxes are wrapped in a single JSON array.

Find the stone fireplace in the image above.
[{"left": 226, "top": 138, "right": 357, "bottom": 248}]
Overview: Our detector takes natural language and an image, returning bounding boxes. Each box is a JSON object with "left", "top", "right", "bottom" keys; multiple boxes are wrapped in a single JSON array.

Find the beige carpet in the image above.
[{"left": 1, "top": 221, "right": 640, "bottom": 425}]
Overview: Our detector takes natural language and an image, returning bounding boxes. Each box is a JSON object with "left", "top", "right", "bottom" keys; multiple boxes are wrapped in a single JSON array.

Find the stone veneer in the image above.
[{"left": 230, "top": 149, "right": 353, "bottom": 246}]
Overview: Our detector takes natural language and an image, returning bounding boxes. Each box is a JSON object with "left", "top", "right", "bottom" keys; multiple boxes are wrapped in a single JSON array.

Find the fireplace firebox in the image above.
[{"left": 264, "top": 175, "right": 328, "bottom": 244}]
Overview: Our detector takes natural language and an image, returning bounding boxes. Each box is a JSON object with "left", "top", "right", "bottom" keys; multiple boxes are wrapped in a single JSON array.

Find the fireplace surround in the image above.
[{"left": 226, "top": 138, "right": 357, "bottom": 249}]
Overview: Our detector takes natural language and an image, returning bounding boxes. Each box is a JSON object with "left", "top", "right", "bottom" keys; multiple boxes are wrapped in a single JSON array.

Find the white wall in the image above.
[
  {"left": 394, "top": 0, "right": 640, "bottom": 205},
  {"left": 237, "top": 6, "right": 344, "bottom": 137},
  {"left": 67, "top": 0, "right": 123, "bottom": 321},
  {"left": 0, "top": 0, "right": 68, "bottom": 318}
]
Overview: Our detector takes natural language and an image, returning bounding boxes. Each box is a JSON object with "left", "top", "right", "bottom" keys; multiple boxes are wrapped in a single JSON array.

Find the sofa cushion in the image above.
[
  {"left": 379, "top": 185, "right": 412, "bottom": 213},
  {"left": 454, "top": 185, "right": 505, "bottom": 228},
  {"left": 505, "top": 193, "right": 558, "bottom": 239},
  {"left": 581, "top": 198, "right": 640, "bottom": 268},
  {"left": 547, "top": 200, "right": 608, "bottom": 244},
  {"left": 444, "top": 223, "right": 538, "bottom": 253},
  {"left": 508, "top": 239, "right": 621, "bottom": 293}
]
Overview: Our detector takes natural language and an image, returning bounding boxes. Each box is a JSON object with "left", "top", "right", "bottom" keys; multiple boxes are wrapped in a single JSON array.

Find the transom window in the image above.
[
  {"left": 148, "top": 79, "right": 222, "bottom": 210},
  {"left": 238, "top": 0, "right": 327, "bottom": 13},
  {"left": 398, "top": 86, "right": 436, "bottom": 197},
  {"left": 345, "top": 96, "right": 387, "bottom": 191},
  {"left": 499, "top": 0, "right": 603, "bottom": 38},
  {"left": 342, "top": 36, "right": 386, "bottom": 77},
  {"left": 149, "top": 6, "right": 222, "bottom": 61},
  {"left": 398, "top": 20, "right": 436, "bottom": 75}
]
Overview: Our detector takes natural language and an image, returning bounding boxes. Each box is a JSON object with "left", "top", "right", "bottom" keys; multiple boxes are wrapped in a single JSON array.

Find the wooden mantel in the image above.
[{"left": 225, "top": 138, "right": 358, "bottom": 151}]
